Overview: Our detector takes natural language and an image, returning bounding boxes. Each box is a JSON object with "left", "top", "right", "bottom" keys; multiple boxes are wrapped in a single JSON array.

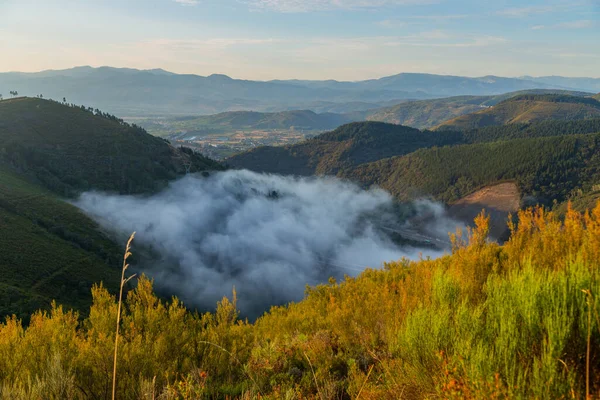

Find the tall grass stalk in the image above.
[{"left": 112, "top": 232, "right": 136, "bottom": 400}]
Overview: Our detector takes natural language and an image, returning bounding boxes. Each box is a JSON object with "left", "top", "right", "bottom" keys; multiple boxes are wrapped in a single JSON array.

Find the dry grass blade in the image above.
[
  {"left": 303, "top": 351, "right": 323, "bottom": 400},
  {"left": 112, "top": 232, "right": 136, "bottom": 400}
]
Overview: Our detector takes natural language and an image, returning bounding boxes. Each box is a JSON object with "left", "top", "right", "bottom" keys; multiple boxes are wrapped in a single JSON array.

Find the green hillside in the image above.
[
  {"left": 437, "top": 94, "right": 600, "bottom": 131},
  {"left": 227, "top": 122, "right": 462, "bottom": 175},
  {"left": 0, "top": 97, "right": 223, "bottom": 319},
  {"left": 363, "top": 89, "right": 590, "bottom": 129},
  {"left": 0, "top": 166, "right": 121, "bottom": 321},
  {"left": 0, "top": 97, "right": 222, "bottom": 196},
  {"left": 229, "top": 119, "right": 600, "bottom": 174},
  {"left": 348, "top": 133, "right": 600, "bottom": 204}
]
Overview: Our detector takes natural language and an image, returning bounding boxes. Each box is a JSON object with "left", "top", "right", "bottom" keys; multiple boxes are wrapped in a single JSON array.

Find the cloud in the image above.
[
  {"left": 496, "top": 5, "right": 557, "bottom": 17},
  {"left": 142, "top": 37, "right": 284, "bottom": 51},
  {"left": 378, "top": 14, "right": 468, "bottom": 28},
  {"left": 244, "top": 0, "right": 438, "bottom": 12},
  {"left": 557, "top": 19, "right": 594, "bottom": 28},
  {"left": 531, "top": 19, "right": 595, "bottom": 30},
  {"left": 173, "top": 0, "right": 200, "bottom": 5},
  {"left": 75, "top": 170, "right": 459, "bottom": 318}
]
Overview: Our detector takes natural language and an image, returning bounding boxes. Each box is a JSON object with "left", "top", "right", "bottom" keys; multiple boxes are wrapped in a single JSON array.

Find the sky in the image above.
[{"left": 0, "top": 0, "right": 599, "bottom": 80}]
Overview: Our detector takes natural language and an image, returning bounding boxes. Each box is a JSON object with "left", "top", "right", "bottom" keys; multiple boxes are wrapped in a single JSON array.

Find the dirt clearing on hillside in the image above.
[{"left": 449, "top": 182, "right": 521, "bottom": 241}]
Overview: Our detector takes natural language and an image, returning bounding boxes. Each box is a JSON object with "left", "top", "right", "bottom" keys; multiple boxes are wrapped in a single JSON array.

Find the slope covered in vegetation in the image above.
[
  {"left": 0, "top": 98, "right": 223, "bottom": 319},
  {"left": 229, "top": 119, "right": 600, "bottom": 207},
  {"left": 362, "top": 89, "right": 590, "bottom": 129},
  {"left": 437, "top": 94, "right": 600, "bottom": 131},
  {"left": 227, "top": 122, "right": 462, "bottom": 175},
  {"left": 1, "top": 205, "right": 600, "bottom": 399},
  {"left": 0, "top": 166, "right": 120, "bottom": 321},
  {"left": 0, "top": 97, "right": 222, "bottom": 196},
  {"left": 349, "top": 133, "right": 600, "bottom": 204}
]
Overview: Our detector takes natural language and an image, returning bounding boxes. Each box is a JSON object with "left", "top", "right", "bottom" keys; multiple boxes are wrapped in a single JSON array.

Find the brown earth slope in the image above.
[{"left": 449, "top": 182, "right": 521, "bottom": 240}]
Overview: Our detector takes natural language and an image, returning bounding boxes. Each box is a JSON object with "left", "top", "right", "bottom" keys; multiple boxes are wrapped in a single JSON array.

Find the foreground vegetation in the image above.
[{"left": 1, "top": 203, "right": 600, "bottom": 399}]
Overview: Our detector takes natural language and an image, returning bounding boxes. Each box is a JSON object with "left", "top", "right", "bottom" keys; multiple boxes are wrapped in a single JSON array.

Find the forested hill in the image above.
[
  {"left": 347, "top": 133, "right": 600, "bottom": 204},
  {"left": 229, "top": 119, "right": 600, "bottom": 207},
  {"left": 436, "top": 94, "right": 600, "bottom": 131},
  {"left": 0, "top": 97, "right": 223, "bottom": 320},
  {"left": 0, "top": 97, "right": 222, "bottom": 196},
  {"left": 227, "top": 122, "right": 462, "bottom": 175}
]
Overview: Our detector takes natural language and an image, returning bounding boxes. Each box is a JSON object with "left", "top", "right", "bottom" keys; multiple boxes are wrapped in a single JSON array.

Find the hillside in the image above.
[
  {"left": 0, "top": 97, "right": 222, "bottom": 196},
  {"left": 347, "top": 133, "right": 600, "bottom": 205},
  {"left": 228, "top": 119, "right": 600, "bottom": 177},
  {"left": 0, "top": 97, "right": 223, "bottom": 319},
  {"left": 0, "top": 166, "right": 121, "bottom": 321},
  {"left": 448, "top": 182, "right": 521, "bottom": 240},
  {"left": 437, "top": 94, "right": 600, "bottom": 130},
  {"left": 363, "top": 89, "right": 590, "bottom": 129},
  {"left": 2, "top": 67, "right": 594, "bottom": 116},
  {"left": 227, "top": 122, "right": 462, "bottom": 175}
]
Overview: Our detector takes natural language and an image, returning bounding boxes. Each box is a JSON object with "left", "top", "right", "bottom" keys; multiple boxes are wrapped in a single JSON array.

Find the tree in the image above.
[
  {"left": 0, "top": 94, "right": 3, "bottom": 101},
  {"left": 63, "top": 97, "right": 67, "bottom": 103}
]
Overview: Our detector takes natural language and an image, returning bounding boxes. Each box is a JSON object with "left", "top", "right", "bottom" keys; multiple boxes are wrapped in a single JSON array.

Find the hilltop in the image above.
[
  {"left": 437, "top": 94, "right": 600, "bottom": 131},
  {"left": 0, "top": 97, "right": 221, "bottom": 196}
]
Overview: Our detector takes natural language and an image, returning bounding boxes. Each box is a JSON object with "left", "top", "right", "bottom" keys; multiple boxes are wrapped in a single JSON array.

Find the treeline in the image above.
[{"left": 1, "top": 205, "right": 600, "bottom": 398}]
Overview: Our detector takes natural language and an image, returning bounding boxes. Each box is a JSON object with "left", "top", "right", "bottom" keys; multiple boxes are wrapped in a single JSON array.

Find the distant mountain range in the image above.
[{"left": 1, "top": 66, "right": 598, "bottom": 117}]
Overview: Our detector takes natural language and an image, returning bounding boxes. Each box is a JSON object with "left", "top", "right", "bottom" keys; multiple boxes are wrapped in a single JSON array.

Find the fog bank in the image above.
[{"left": 75, "top": 170, "right": 461, "bottom": 317}]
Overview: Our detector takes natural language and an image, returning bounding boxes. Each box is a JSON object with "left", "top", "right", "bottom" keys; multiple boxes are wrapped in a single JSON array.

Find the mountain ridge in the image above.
[{"left": 1, "top": 66, "right": 596, "bottom": 117}]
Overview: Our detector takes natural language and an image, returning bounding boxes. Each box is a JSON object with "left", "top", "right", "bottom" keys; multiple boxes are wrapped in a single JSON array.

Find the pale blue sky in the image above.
[{"left": 0, "top": 0, "right": 599, "bottom": 80}]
